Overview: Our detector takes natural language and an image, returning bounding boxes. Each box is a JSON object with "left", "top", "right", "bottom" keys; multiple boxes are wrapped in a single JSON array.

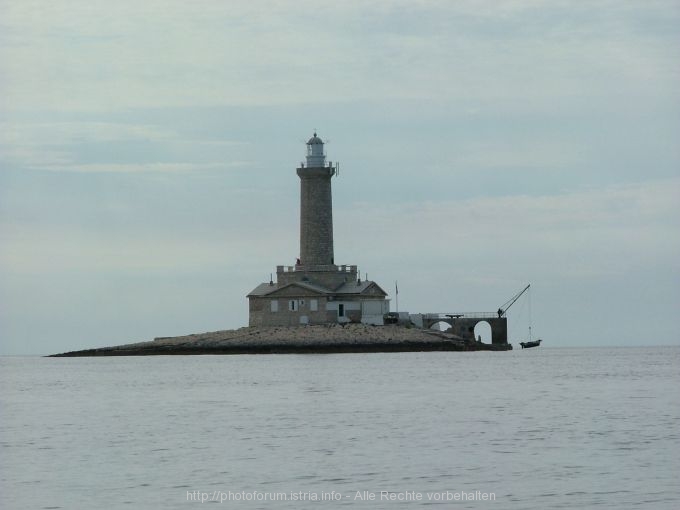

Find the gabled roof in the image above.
[
  {"left": 248, "top": 280, "right": 388, "bottom": 299},
  {"left": 247, "top": 282, "right": 278, "bottom": 297},
  {"left": 247, "top": 281, "right": 331, "bottom": 298},
  {"left": 334, "top": 280, "right": 388, "bottom": 297}
]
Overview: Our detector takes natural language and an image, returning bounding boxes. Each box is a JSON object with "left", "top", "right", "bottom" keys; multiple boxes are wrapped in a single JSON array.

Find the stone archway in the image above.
[
  {"left": 422, "top": 315, "right": 508, "bottom": 345},
  {"left": 474, "top": 321, "right": 492, "bottom": 343},
  {"left": 429, "top": 320, "right": 452, "bottom": 332}
]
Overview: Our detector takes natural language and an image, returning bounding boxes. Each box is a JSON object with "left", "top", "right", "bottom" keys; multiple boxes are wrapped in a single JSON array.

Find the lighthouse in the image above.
[
  {"left": 297, "top": 133, "right": 336, "bottom": 268},
  {"left": 247, "top": 133, "right": 388, "bottom": 327}
]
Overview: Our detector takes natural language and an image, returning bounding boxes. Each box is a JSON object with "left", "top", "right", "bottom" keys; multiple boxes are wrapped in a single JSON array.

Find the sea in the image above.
[{"left": 1, "top": 347, "right": 679, "bottom": 510}]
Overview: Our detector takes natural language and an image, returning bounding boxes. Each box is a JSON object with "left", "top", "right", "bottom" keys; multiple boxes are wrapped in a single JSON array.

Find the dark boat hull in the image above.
[{"left": 519, "top": 339, "right": 542, "bottom": 349}]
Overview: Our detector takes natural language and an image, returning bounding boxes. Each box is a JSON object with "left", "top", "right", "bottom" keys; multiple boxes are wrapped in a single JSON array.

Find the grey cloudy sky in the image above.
[{"left": 1, "top": 0, "right": 679, "bottom": 354}]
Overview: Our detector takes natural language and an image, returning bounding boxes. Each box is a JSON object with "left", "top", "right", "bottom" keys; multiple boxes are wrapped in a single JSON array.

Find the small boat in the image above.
[{"left": 511, "top": 288, "right": 543, "bottom": 349}]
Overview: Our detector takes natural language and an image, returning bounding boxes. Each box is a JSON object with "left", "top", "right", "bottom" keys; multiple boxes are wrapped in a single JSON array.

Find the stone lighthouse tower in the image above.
[
  {"left": 247, "top": 132, "right": 389, "bottom": 327},
  {"left": 297, "top": 133, "right": 336, "bottom": 268}
]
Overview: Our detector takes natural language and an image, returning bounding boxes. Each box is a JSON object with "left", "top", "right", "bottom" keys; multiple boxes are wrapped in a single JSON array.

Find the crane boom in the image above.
[{"left": 497, "top": 284, "right": 530, "bottom": 317}]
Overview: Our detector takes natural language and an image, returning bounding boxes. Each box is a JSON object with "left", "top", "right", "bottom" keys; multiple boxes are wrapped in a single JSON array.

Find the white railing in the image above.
[
  {"left": 423, "top": 312, "right": 498, "bottom": 319},
  {"left": 277, "top": 264, "right": 358, "bottom": 273}
]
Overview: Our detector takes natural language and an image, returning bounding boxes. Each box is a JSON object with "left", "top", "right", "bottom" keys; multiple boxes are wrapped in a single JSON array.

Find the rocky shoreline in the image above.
[{"left": 49, "top": 324, "right": 512, "bottom": 357}]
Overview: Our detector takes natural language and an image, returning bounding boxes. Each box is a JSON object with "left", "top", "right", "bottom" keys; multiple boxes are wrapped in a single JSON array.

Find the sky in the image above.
[{"left": 1, "top": 0, "right": 679, "bottom": 355}]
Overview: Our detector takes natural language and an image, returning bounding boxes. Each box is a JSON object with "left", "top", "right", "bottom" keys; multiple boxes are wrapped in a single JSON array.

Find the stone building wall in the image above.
[
  {"left": 249, "top": 295, "right": 387, "bottom": 327},
  {"left": 249, "top": 296, "right": 331, "bottom": 327}
]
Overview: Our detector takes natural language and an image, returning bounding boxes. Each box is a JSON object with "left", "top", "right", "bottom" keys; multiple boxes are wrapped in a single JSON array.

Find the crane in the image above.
[{"left": 497, "top": 284, "right": 530, "bottom": 318}]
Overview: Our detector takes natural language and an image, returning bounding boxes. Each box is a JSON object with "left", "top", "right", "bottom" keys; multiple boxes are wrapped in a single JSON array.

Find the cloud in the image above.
[
  {"left": 0, "top": 121, "right": 175, "bottom": 145},
  {"left": 336, "top": 177, "right": 680, "bottom": 281},
  {"left": 0, "top": 220, "right": 282, "bottom": 276},
  {"left": 444, "top": 139, "right": 583, "bottom": 172},
  {"left": 28, "top": 162, "right": 250, "bottom": 173},
  {"left": 0, "top": 121, "right": 247, "bottom": 151},
  {"left": 1, "top": 1, "right": 677, "bottom": 112},
  {"left": 0, "top": 120, "right": 252, "bottom": 172}
]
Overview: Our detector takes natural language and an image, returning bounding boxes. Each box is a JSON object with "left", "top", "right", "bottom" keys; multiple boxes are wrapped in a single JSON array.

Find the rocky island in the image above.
[{"left": 49, "top": 324, "right": 511, "bottom": 356}]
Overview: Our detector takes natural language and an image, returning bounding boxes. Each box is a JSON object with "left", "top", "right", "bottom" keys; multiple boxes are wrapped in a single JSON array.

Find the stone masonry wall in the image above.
[
  {"left": 249, "top": 296, "right": 331, "bottom": 326},
  {"left": 297, "top": 166, "right": 334, "bottom": 267},
  {"left": 277, "top": 267, "right": 358, "bottom": 290}
]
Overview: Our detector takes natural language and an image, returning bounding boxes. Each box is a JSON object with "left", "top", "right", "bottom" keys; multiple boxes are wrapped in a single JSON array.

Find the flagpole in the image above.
[{"left": 395, "top": 280, "right": 399, "bottom": 313}]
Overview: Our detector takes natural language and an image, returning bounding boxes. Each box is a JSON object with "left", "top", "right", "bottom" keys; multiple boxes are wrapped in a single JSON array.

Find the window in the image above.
[
  {"left": 310, "top": 299, "right": 318, "bottom": 312},
  {"left": 270, "top": 300, "right": 278, "bottom": 313},
  {"left": 289, "top": 300, "right": 297, "bottom": 311},
  {"left": 338, "top": 303, "right": 345, "bottom": 317}
]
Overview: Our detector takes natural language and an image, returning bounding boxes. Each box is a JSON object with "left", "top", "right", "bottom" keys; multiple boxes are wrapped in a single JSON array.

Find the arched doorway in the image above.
[
  {"left": 474, "top": 321, "right": 492, "bottom": 343},
  {"left": 430, "top": 320, "right": 452, "bottom": 332}
]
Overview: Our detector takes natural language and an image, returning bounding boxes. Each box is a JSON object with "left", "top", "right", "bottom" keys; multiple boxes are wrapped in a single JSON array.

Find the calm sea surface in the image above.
[{"left": 2, "top": 347, "right": 679, "bottom": 509}]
